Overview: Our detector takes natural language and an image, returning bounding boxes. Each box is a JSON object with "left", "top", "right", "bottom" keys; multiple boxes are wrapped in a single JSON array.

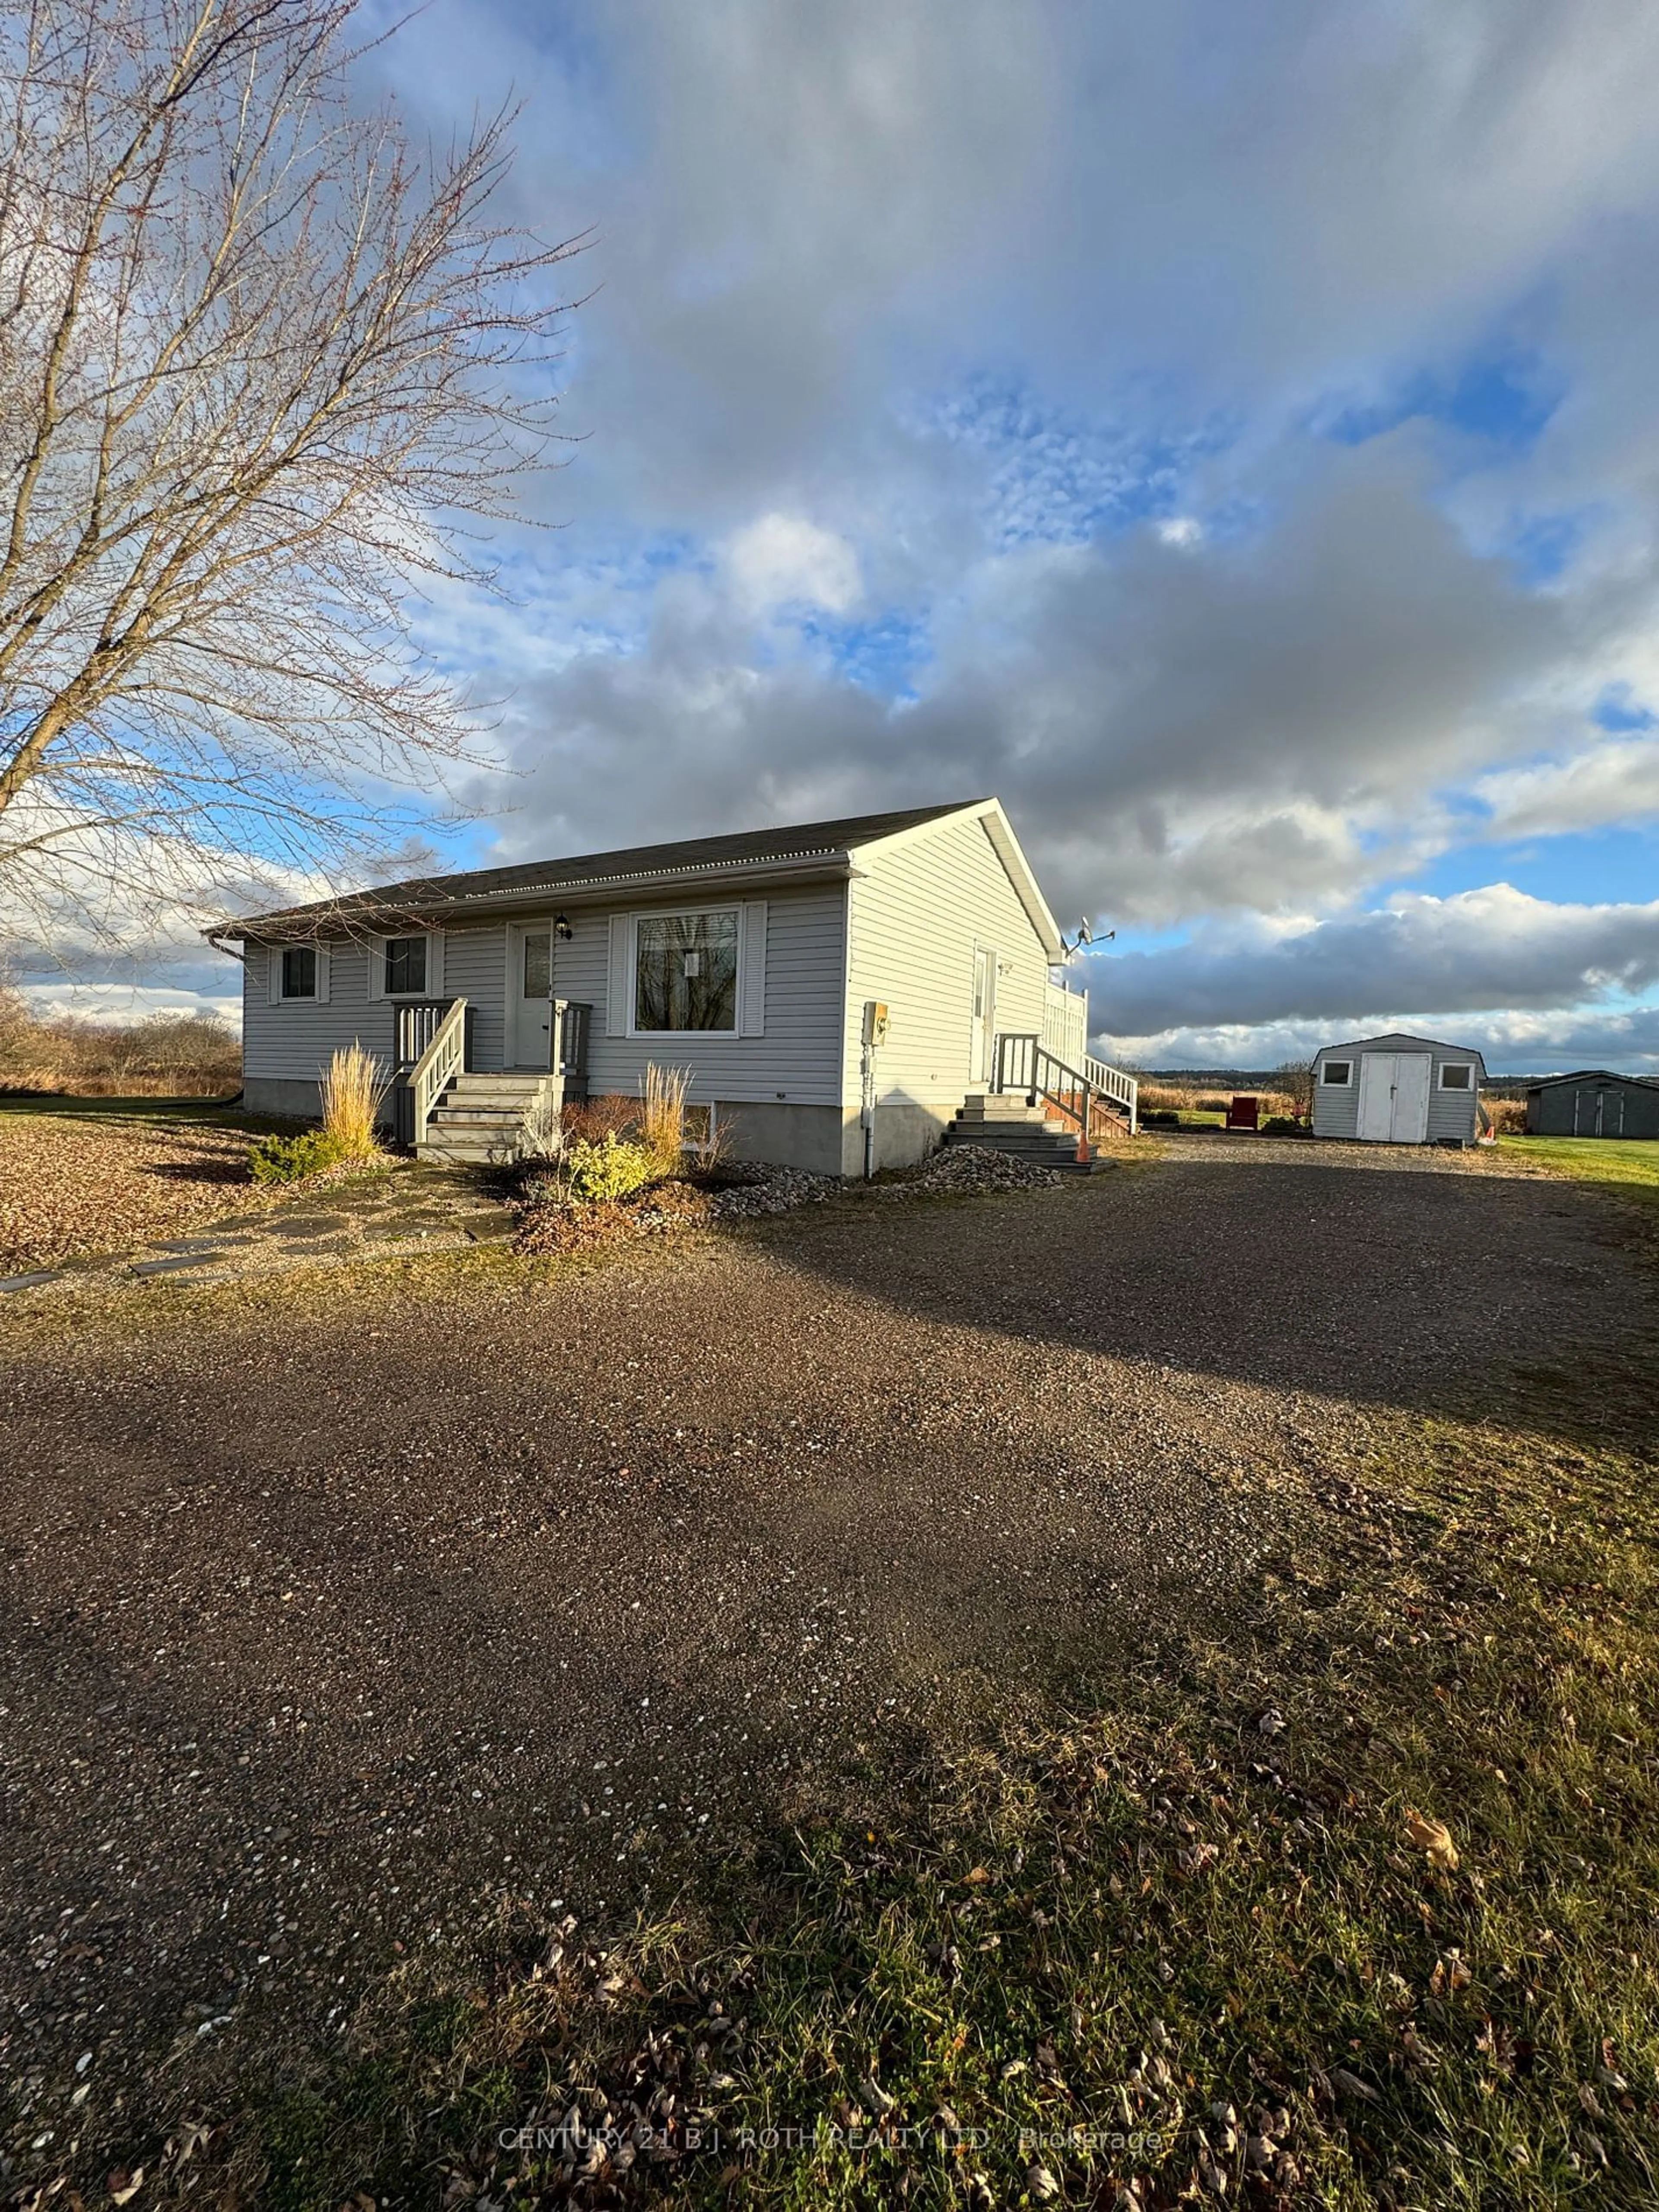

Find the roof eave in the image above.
[{"left": 212, "top": 850, "right": 857, "bottom": 942}]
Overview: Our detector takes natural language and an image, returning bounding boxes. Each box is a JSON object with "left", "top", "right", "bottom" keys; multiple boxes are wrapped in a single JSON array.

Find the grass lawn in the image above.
[
  {"left": 0, "top": 1090, "right": 251, "bottom": 1125},
  {"left": 1500, "top": 1134, "right": 1659, "bottom": 1200}
]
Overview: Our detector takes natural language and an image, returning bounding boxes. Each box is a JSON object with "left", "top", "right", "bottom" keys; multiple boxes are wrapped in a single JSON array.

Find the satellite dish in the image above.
[{"left": 1077, "top": 917, "right": 1093, "bottom": 946}]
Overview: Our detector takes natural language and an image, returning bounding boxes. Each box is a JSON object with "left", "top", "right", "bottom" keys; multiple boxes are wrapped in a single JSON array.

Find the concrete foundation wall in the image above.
[{"left": 243, "top": 1075, "right": 325, "bottom": 1120}]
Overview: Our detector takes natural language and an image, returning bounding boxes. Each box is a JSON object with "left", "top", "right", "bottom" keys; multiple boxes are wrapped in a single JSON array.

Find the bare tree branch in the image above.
[{"left": 0, "top": 0, "right": 582, "bottom": 945}]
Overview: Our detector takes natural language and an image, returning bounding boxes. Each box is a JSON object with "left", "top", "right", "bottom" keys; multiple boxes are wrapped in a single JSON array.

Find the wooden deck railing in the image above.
[
  {"left": 992, "top": 1032, "right": 1139, "bottom": 1145},
  {"left": 555, "top": 999, "right": 591, "bottom": 1097}
]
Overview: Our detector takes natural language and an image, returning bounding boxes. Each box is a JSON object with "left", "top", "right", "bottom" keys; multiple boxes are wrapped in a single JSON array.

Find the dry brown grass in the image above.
[
  {"left": 0, "top": 984, "right": 240, "bottom": 1099},
  {"left": 1141, "top": 1076, "right": 1303, "bottom": 1120}
]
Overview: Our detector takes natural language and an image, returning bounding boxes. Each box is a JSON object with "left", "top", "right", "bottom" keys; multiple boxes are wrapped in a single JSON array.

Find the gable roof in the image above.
[
  {"left": 1525, "top": 1069, "right": 1659, "bottom": 1092},
  {"left": 217, "top": 798, "right": 1062, "bottom": 954},
  {"left": 1314, "top": 1032, "right": 1488, "bottom": 1077}
]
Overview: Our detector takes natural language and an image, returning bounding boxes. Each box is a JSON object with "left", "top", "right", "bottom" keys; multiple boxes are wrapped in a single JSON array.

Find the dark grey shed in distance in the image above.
[
  {"left": 1524, "top": 1071, "right": 1659, "bottom": 1139},
  {"left": 1311, "top": 1031, "right": 1486, "bottom": 1146}
]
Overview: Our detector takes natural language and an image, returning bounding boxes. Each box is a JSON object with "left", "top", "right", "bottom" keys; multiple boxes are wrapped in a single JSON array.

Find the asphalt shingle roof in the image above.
[{"left": 231, "top": 800, "right": 986, "bottom": 933}]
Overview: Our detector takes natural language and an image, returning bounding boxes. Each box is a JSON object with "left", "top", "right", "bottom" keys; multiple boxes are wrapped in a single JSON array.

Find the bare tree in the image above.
[{"left": 0, "top": 0, "right": 581, "bottom": 947}]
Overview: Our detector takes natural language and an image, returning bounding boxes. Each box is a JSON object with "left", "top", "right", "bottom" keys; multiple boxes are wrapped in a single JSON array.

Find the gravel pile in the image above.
[
  {"left": 705, "top": 1165, "right": 839, "bottom": 1219},
  {"left": 873, "top": 1143, "right": 1065, "bottom": 1198}
]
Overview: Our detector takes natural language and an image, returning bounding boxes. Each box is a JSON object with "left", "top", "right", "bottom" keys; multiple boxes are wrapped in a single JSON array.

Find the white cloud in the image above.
[
  {"left": 1478, "top": 734, "right": 1659, "bottom": 838},
  {"left": 1087, "top": 885, "right": 1659, "bottom": 1042},
  {"left": 721, "top": 513, "right": 863, "bottom": 618}
]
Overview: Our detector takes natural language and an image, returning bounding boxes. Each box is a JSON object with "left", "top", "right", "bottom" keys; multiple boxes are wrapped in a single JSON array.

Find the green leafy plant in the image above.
[
  {"left": 248, "top": 1127, "right": 349, "bottom": 1185},
  {"left": 562, "top": 1131, "right": 657, "bottom": 1202},
  {"left": 1262, "top": 1113, "right": 1310, "bottom": 1136}
]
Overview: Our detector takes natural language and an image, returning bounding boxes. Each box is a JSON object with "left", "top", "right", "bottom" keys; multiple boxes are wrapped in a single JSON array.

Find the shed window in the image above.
[
  {"left": 634, "top": 910, "right": 738, "bottom": 1032},
  {"left": 1439, "top": 1063, "right": 1472, "bottom": 1090},
  {"left": 280, "top": 945, "right": 317, "bottom": 1000},
  {"left": 384, "top": 936, "right": 428, "bottom": 996},
  {"left": 1320, "top": 1060, "right": 1352, "bottom": 1086}
]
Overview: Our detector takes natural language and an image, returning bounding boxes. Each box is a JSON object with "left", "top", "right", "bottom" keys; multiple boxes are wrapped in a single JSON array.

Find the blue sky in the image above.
[{"left": 40, "top": 0, "right": 1659, "bottom": 1071}]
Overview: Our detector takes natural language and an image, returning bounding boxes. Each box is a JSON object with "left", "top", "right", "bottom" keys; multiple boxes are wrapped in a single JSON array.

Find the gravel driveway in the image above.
[{"left": 2, "top": 1144, "right": 1654, "bottom": 2152}]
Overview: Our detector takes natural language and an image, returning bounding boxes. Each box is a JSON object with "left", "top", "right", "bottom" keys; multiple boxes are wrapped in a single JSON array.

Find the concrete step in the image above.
[
  {"left": 429, "top": 1110, "right": 531, "bottom": 1132},
  {"left": 416, "top": 1143, "right": 509, "bottom": 1166},
  {"left": 945, "top": 1129, "right": 1081, "bottom": 1158},
  {"left": 450, "top": 1071, "right": 554, "bottom": 1092}
]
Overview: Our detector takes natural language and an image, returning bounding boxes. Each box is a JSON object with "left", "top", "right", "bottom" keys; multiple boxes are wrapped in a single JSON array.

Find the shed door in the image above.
[
  {"left": 1357, "top": 1052, "right": 1431, "bottom": 1143},
  {"left": 1357, "top": 1054, "right": 1397, "bottom": 1141},
  {"left": 1392, "top": 1054, "right": 1430, "bottom": 1142}
]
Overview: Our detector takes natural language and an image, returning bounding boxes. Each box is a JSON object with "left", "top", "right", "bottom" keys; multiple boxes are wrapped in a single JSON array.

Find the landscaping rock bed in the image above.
[{"left": 514, "top": 1143, "right": 1067, "bottom": 1254}]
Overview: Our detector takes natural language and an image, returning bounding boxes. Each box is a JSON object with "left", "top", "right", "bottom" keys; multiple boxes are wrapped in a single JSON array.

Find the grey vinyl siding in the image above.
[
  {"left": 440, "top": 923, "right": 510, "bottom": 1071},
  {"left": 1312, "top": 1033, "right": 1481, "bottom": 1143},
  {"left": 241, "top": 938, "right": 399, "bottom": 1083},
  {"left": 563, "top": 883, "right": 846, "bottom": 1106},
  {"left": 1312, "top": 1063, "right": 1361, "bottom": 1140},
  {"left": 843, "top": 812, "right": 1052, "bottom": 1109},
  {"left": 244, "top": 885, "right": 849, "bottom": 1110}
]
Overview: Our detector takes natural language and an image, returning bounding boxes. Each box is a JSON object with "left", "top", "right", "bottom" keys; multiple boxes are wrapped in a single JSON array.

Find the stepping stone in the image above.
[
  {"left": 1, "top": 1269, "right": 64, "bottom": 1293},
  {"left": 132, "top": 1253, "right": 228, "bottom": 1277},
  {"left": 277, "top": 1234, "right": 356, "bottom": 1255},
  {"left": 270, "top": 1218, "right": 352, "bottom": 1239},
  {"left": 464, "top": 1220, "right": 518, "bottom": 1243},
  {"left": 157, "top": 1234, "right": 259, "bottom": 1254}
]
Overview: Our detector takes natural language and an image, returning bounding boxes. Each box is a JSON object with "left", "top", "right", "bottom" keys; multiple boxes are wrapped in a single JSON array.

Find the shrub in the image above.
[
  {"left": 1262, "top": 1113, "right": 1310, "bottom": 1136},
  {"left": 561, "top": 1094, "right": 642, "bottom": 1145},
  {"left": 248, "top": 1128, "right": 350, "bottom": 1185},
  {"left": 320, "top": 1043, "right": 388, "bottom": 1158},
  {"left": 562, "top": 1131, "right": 657, "bottom": 1203}
]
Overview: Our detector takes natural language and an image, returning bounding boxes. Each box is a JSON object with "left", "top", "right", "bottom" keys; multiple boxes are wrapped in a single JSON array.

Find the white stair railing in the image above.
[{"left": 409, "top": 996, "right": 467, "bottom": 1148}]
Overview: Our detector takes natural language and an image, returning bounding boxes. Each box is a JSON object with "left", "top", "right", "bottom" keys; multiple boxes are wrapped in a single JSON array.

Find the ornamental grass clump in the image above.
[
  {"left": 320, "top": 1044, "right": 389, "bottom": 1159},
  {"left": 640, "top": 1062, "right": 690, "bottom": 1177}
]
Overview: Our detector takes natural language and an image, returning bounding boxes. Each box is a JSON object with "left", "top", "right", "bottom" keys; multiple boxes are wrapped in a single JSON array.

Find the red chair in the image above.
[{"left": 1224, "top": 1094, "right": 1259, "bottom": 1131}]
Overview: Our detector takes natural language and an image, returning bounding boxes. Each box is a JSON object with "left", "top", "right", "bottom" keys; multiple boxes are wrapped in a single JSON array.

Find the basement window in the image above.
[{"left": 1321, "top": 1060, "right": 1352, "bottom": 1087}]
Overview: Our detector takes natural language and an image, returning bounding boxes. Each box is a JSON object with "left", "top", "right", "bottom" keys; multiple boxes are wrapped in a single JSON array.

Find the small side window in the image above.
[
  {"left": 1440, "top": 1063, "right": 1472, "bottom": 1090},
  {"left": 281, "top": 945, "right": 317, "bottom": 1000},
  {"left": 385, "top": 936, "right": 428, "bottom": 996},
  {"left": 1321, "top": 1060, "right": 1351, "bottom": 1086}
]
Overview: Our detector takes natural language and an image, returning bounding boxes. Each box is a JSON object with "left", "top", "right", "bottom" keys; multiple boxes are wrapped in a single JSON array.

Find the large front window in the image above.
[{"left": 634, "top": 910, "right": 738, "bottom": 1032}]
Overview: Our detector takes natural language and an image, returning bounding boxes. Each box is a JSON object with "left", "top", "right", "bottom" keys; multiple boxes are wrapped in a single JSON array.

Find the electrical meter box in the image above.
[{"left": 861, "top": 999, "right": 890, "bottom": 1047}]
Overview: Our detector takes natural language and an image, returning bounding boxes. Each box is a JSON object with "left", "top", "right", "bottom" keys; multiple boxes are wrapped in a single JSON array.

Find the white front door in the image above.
[
  {"left": 509, "top": 925, "right": 553, "bottom": 1069},
  {"left": 1357, "top": 1052, "right": 1430, "bottom": 1142},
  {"left": 970, "top": 947, "right": 995, "bottom": 1084}
]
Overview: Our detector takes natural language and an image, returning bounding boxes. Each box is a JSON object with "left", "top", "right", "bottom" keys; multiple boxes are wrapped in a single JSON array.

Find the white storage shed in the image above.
[{"left": 1312, "top": 1032, "right": 1485, "bottom": 1147}]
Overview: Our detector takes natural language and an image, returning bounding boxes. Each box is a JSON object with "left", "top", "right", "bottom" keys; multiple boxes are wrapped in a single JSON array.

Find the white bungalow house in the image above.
[{"left": 215, "top": 797, "right": 1136, "bottom": 1175}]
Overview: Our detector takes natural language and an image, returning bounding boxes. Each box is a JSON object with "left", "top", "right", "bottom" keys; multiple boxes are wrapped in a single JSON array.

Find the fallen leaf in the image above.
[
  {"left": 108, "top": 2170, "right": 146, "bottom": 2206},
  {"left": 963, "top": 1865, "right": 992, "bottom": 1886},
  {"left": 1403, "top": 1807, "right": 1459, "bottom": 1871}
]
